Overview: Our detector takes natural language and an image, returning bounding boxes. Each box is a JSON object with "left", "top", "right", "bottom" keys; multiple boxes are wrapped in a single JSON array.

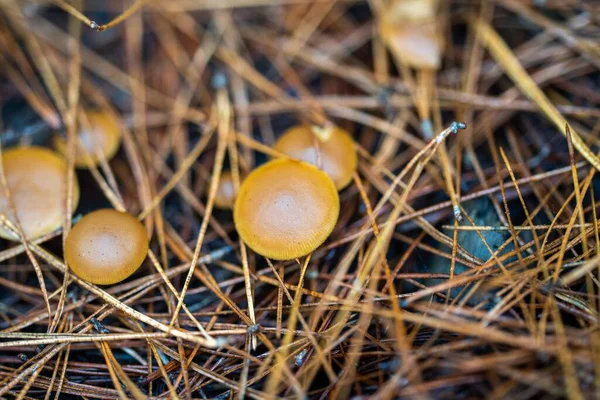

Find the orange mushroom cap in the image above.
[
  {"left": 0, "top": 146, "right": 80, "bottom": 240},
  {"left": 54, "top": 110, "right": 122, "bottom": 168},
  {"left": 380, "top": 21, "right": 443, "bottom": 70},
  {"left": 379, "top": 0, "right": 443, "bottom": 70},
  {"left": 213, "top": 171, "right": 240, "bottom": 210},
  {"left": 234, "top": 159, "right": 340, "bottom": 260},
  {"left": 389, "top": 0, "right": 437, "bottom": 21},
  {"left": 65, "top": 209, "right": 148, "bottom": 285},
  {"left": 273, "top": 125, "right": 357, "bottom": 190}
]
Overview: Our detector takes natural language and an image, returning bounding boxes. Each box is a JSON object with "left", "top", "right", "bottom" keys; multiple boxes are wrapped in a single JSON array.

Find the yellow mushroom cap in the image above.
[
  {"left": 379, "top": 0, "right": 443, "bottom": 70},
  {"left": 0, "top": 146, "right": 80, "bottom": 240},
  {"left": 273, "top": 125, "right": 357, "bottom": 190},
  {"left": 213, "top": 171, "right": 239, "bottom": 210},
  {"left": 54, "top": 110, "right": 122, "bottom": 168},
  {"left": 65, "top": 209, "right": 149, "bottom": 285},
  {"left": 389, "top": 0, "right": 437, "bottom": 21},
  {"left": 380, "top": 21, "right": 443, "bottom": 70},
  {"left": 234, "top": 159, "right": 340, "bottom": 260}
]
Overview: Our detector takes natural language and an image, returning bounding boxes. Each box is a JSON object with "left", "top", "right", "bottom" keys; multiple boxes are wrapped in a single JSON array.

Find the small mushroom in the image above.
[
  {"left": 65, "top": 209, "right": 148, "bottom": 285},
  {"left": 380, "top": 22, "right": 442, "bottom": 70},
  {"left": 0, "top": 146, "right": 80, "bottom": 240},
  {"left": 379, "top": 0, "right": 443, "bottom": 70},
  {"left": 213, "top": 171, "right": 241, "bottom": 210},
  {"left": 234, "top": 158, "right": 339, "bottom": 260},
  {"left": 389, "top": 0, "right": 437, "bottom": 21},
  {"left": 274, "top": 125, "right": 357, "bottom": 190},
  {"left": 54, "top": 110, "right": 122, "bottom": 168}
]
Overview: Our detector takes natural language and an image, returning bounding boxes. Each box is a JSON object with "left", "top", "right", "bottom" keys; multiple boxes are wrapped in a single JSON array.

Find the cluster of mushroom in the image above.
[
  {"left": 0, "top": 110, "right": 148, "bottom": 285},
  {"left": 1, "top": 113, "right": 356, "bottom": 285},
  {"left": 230, "top": 124, "right": 357, "bottom": 260}
]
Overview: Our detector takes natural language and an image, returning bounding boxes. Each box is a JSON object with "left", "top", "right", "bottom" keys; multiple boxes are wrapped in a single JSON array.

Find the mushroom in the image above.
[
  {"left": 274, "top": 125, "right": 357, "bottom": 190},
  {"left": 213, "top": 171, "right": 241, "bottom": 210},
  {"left": 54, "top": 110, "right": 122, "bottom": 168},
  {"left": 379, "top": 0, "right": 443, "bottom": 70},
  {"left": 0, "top": 146, "right": 79, "bottom": 240},
  {"left": 65, "top": 209, "right": 149, "bottom": 285},
  {"left": 234, "top": 158, "right": 339, "bottom": 260}
]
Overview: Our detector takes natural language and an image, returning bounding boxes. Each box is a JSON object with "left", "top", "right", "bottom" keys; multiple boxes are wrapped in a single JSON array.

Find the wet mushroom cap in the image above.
[
  {"left": 65, "top": 209, "right": 149, "bottom": 285},
  {"left": 273, "top": 125, "right": 357, "bottom": 190},
  {"left": 0, "top": 146, "right": 80, "bottom": 240},
  {"left": 54, "top": 110, "right": 122, "bottom": 168},
  {"left": 234, "top": 158, "right": 340, "bottom": 260},
  {"left": 213, "top": 171, "right": 239, "bottom": 210}
]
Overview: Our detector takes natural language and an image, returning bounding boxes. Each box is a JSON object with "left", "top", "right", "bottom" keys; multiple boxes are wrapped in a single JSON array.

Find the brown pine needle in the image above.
[
  {"left": 51, "top": 0, "right": 149, "bottom": 32},
  {"left": 476, "top": 18, "right": 600, "bottom": 173}
]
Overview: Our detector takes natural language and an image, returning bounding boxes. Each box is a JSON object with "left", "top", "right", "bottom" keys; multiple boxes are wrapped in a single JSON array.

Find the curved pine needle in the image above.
[{"left": 51, "top": 0, "right": 148, "bottom": 32}]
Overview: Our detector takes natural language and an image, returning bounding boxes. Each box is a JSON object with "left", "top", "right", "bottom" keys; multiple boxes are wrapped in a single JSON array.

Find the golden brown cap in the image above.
[
  {"left": 54, "top": 110, "right": 122, "bottom": 168},
  {"left": 380, "top": 20, "right": 443, "bottom": 70},
  {"left": 388, "top": 0, "right": 437, "bottom": 21},
  {"left": 274, "top": 125, "right": 357, "bottom": 190},
  {"left": 213, "top": 171, "right": 239, "bottom": 210},
  {"left": 379, "top": 0, "right": 443, "bottom": 70},
  {"left": 0, "top": 146, "right": 80, "bottom": 240},
  {"left": 234, "top": 159, "right": 339, "bottom": 260},
  {"left": 65, "top": 209, "right": 148, "bottom": 285}
]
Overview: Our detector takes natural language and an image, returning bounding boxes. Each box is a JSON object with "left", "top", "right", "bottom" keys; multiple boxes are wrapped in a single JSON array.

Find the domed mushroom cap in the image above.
[
  {"left": 379, "top": 0, "right": 443, "bottom": 70},
  {"left": 65, "top": 209, "right": 148, "bottom": 285},
  {"left": 213, "top": 171, "right": 239, "bottom": 210},
  {"left": 389, "top": 0, "right": 437, "bottom": 21},
  {"left": 380, "top": 20, "right": 443, "bottom": 70},
  {"left": 54, "top": 110, "right": 122, "bottom": 168},
  {"left": 273, "top": 125, "right": 357, "bottom": 190},
  {"left": 234, "top": 159, "right": 339, "bottom": 260},
  {"left": 0, "top": 146, "right": 80, "bottom": 240}
]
